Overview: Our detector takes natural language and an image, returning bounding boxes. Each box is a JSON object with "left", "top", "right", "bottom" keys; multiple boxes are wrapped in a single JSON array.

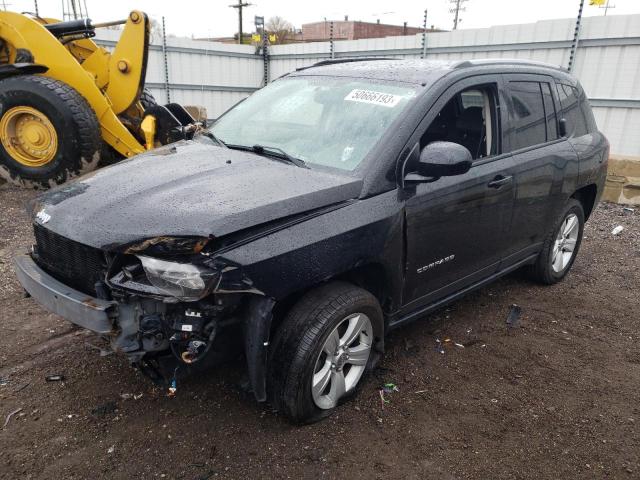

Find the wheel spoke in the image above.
[
  {"left": 312, "top": 361, "right": 332, "bottom": 399},
  {"left": 563, "top": 238, "right": 577, "bottom": 251},
  {"left": 552, "top": 248, "right": 565, "bottom": 271},
  {"left": 326, "top": 370, "right": 346, "bottom": 405},
  {"left": 564, "top": 216, "right": 577, "bottom": 237},
  {"left": 323, "top": 329, "right": 340, "bottom": 355},
  {"left": 340, "top": 314, "right": 366, "bottom": 347},
  {"left": 552, "top": 241, "right": 561, "bottom": 263},
  {"left": 346, "top": 344, "right": 371, "bottom": 366}
]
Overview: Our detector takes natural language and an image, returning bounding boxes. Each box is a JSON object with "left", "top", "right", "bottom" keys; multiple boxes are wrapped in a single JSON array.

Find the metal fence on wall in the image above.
[
  {"left": 96, "top": 14, "right": 640, "bottom": 156},
  {"left": 95, "top": 29, "right": 262, "bottom": 119}
]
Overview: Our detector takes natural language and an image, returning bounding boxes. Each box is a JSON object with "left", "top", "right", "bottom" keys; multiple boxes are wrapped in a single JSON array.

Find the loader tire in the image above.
[
  {"left": 0, "top": 75, "right": 101, "bottom": 189},
  {"left": 139, "top": 88, "right": 158, "bottom": 110}
]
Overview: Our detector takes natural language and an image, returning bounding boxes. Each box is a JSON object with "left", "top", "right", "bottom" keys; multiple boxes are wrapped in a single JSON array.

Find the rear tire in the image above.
[
  {"left": 268, "top": 282, "right": 383, "bottom": 424},
  {"left": 529, "top": 199, "right": 585, "bottom": 285},
  {"left": 0, "top": 75, "right": 101, "bottom": 188}
]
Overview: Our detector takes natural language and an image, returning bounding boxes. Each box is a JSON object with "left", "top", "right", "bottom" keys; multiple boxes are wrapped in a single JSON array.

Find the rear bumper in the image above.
[{"left": 13, "top": 254, "right": 115, "bottom": 334}]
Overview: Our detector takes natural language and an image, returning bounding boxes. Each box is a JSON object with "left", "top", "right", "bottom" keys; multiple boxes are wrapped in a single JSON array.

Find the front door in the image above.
[{"left": 401, "top": 76, "right": 516, "bottom": 309}]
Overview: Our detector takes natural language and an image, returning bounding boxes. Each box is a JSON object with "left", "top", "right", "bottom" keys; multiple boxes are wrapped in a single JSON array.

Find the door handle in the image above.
[{"left": 487, "top": 175, "right": 513, "bottom": 189}]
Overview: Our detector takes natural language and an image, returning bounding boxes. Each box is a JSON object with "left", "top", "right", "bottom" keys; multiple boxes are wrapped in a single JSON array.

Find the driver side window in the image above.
[{"left": 420, "top": 84, "right": 500, "bottom": 161}]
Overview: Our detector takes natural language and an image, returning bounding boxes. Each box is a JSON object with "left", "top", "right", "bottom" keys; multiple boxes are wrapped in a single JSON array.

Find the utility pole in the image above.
[
  {"left": 229, "top": 1, "right": 253, "bottom": 44},
  {"left": 449, "top": 0, "right": 468, "bottom": 30}
]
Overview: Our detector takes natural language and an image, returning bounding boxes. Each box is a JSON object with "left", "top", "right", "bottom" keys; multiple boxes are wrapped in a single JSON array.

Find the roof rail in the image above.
[
  {"left": 295, "top": 57, "right": 395, "bottom": 72},
  {"left": 453, "top": 58, "right": 567, "bottom": 71}
]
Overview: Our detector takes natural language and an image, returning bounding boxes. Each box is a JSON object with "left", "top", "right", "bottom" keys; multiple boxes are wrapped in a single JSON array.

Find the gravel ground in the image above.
[{"left": 0, "top": 184, "right": 638, "bottom": 480}]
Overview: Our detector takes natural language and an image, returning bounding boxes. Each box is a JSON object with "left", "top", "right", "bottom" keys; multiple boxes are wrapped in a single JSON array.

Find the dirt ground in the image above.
[{"left": 0, "top": 184, "right": 638, "bottom": 480}]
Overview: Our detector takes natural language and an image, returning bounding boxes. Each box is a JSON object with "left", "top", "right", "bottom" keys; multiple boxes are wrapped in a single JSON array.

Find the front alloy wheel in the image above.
[{"left": 312, "top": 313, "right": 373, "bottom": 409}]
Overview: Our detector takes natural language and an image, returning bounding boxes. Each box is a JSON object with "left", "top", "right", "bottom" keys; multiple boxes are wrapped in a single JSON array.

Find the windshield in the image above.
[{"left": 210, "top": 77, "right": 417, "bottom": 171}]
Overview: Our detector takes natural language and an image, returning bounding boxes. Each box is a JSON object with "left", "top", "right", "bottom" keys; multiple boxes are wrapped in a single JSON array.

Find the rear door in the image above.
[
  {"left": 501, "top": 74, "right": 579, "bottom": 265},
  {"left": 401, "top": 74, "right": 517, "bottom": 310}
]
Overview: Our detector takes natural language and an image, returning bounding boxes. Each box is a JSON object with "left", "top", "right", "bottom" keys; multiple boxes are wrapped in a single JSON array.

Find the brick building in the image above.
[{"left": 301, "top": 18, "right": 429, "bottom": 42}]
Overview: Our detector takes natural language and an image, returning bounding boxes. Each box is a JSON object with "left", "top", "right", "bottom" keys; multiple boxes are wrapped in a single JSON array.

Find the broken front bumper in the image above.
[{"left": 13, "top": 254, "right": 115, "bottom": 334}]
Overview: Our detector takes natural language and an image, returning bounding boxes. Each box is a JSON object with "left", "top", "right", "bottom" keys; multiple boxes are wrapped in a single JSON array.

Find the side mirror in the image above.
[
  {"left": 558, "top": 118, "right": 568, "bottom": 137},
  {"left": 405, "top": 141, "right": 472, "bottom": 184}
]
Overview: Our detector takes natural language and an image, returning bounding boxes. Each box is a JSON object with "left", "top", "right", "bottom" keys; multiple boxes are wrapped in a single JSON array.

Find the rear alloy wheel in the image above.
[
  {"left": 269, "top": 282, "right": 383, "bottom": 423},
  {"left": 550, "top": 213, "right": 580, "bottom": 273},
  {"left": 530, "top": 199, "right": 585, "bottom": 284}
]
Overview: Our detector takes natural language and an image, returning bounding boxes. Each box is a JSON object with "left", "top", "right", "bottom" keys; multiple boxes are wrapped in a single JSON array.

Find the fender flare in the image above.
[
  {"left": 0, "top": 62, "right": 48, "bottom": 80},
  {"left": 243, "top": 296, "right": 276, "bottom": 402}
]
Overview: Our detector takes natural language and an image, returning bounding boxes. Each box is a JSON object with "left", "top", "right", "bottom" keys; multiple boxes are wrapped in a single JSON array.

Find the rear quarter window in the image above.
[{"left": 556, "top": 83, "right": 591, "bottom": 137}]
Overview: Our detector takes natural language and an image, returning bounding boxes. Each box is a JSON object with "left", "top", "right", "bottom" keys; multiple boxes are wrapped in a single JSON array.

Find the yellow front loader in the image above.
[{"left": 0, "top": 10, "right": 199, "bottom": 188}]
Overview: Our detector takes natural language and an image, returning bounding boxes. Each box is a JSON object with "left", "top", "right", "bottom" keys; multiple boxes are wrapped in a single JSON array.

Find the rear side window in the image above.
[
  {"left": 509, "top": 81, "right": 547, "bottom": 150},
  {"left": 556, "top": 83, "right": 589, "bottom": 137}
]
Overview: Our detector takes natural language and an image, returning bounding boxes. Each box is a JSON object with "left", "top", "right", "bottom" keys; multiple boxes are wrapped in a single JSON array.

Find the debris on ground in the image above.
[
  {"left": 120, "top": 393, "right": 144, "bottom": 400},
  {"left": 14, "top": 382, "right": 29, "bottom": 393},
  {"left": 435, "top": 337, "right": 467, "bottom": 352},
  {"left": 3, "top": 407, "right": 23, "bottom": 428},
  {"left": 0, "top": 377, "right": 8, "bottom": 386},
  {"left": 622, "top": 207, "right": 635, "bottom": 215},
  {"left": 45, "top": 374, "right": 65, "bottom": 382},
  {"left": 611, "top": 225, "right": 624, "bottom": 235},
  {"left": 107, "top": 445, "right": 115, "bottom": 454},
  {"left": 506, "top": 304, "right": 522, "bottom": 329},
  {"left": 379, "top": 383, "right": 399, "bottom": 409},
  {"left": 382, "top": 383, "right": 399, "bottom": 394}
]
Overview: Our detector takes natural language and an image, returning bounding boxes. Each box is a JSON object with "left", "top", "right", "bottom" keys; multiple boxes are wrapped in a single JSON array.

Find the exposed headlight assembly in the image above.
[{"left": 137, "top": 255, "right": 219, "bottom": 301}]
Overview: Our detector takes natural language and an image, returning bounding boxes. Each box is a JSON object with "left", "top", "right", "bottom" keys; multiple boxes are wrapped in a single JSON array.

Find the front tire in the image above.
[
  {"left": 269, "top": 282, "right": 383, "bottom": 424},
  {"left": 530, "top": 199, "right": 585, "bottom": 284}
]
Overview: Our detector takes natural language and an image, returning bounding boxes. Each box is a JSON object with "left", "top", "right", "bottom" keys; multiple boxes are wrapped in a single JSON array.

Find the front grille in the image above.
[{"left": 33, "top": 223, "right": 107, "bottom": 296}]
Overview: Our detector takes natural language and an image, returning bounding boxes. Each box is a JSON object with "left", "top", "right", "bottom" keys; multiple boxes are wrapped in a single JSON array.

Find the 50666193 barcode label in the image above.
[{"left": 344, "top": 89, "right": 403, "bottom": 107}]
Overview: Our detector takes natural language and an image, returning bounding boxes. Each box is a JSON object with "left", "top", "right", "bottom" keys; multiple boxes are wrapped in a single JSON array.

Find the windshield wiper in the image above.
[
  {"left": 226, "top": 144, "right": 307, "bottom": 168},
  {"left": 198, "top": 130, "right": 227, "bottom": 148}
]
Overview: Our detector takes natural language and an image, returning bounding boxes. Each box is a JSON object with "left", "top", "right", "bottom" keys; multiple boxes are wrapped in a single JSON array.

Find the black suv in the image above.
[{"left": 14, "top": 59, "right": 608, "bottom": 423}]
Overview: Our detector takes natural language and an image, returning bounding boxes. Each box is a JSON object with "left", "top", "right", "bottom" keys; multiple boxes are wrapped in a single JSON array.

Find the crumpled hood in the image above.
[{"left": 33, "top": 140, "right": 362, "bottom": 249}]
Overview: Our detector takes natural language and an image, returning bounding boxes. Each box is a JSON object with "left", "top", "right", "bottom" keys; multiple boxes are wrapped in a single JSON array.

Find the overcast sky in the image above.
[{"left": 10, "top": 0, "right": 640, "bottom": 38}]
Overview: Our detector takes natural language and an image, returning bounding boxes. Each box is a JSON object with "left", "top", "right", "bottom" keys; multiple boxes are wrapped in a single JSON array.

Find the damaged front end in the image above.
[{"left": 20, "top": 233, "right": 276, "bottom": 401}]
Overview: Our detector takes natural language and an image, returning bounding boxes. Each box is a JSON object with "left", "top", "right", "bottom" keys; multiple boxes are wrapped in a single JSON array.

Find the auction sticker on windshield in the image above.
[{"left": 344, "top": 89, "right": 404, "bottom": 107}]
